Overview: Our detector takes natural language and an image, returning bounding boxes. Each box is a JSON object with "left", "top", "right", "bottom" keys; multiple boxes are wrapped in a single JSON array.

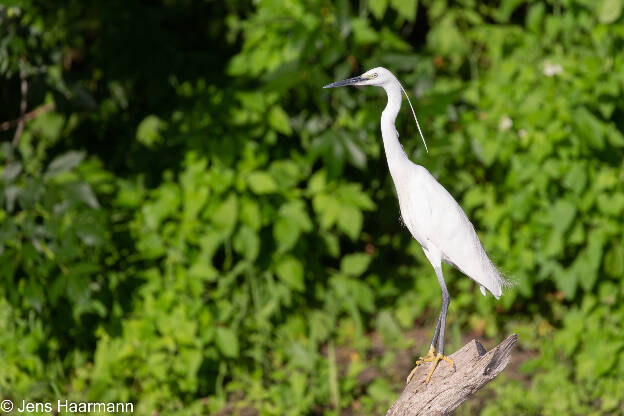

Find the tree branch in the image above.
[
  {"left": 0, "top": 102, "right": 56, "bottom": 132},
  {"left": 11, "top": 62, "right": 28, "bottom": 147},
  {"left": 386, "top": 334, "right": 518, "bottom": 416}
]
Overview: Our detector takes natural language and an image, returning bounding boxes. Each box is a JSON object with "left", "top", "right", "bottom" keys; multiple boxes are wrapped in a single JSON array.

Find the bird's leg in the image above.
[
  {"left": 429, "top": 313, "right": 441, "bottom": 351},
  {"left": 424, "top": 266, "right": 456, "bottom": 384},
  {"left": 405, "top": 303, "right": 442, "bottom": 383},
  {"left": 420, "top": 315, "right": 443, "bottom": 364}
]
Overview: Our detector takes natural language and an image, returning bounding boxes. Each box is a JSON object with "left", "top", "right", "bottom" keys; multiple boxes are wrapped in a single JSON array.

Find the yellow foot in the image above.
[
  {"left": 405, "top": 346, "right": 437, "bottom": 384},
  {"left": 424, "top": 353, "right": 456, "bottom": 384}
]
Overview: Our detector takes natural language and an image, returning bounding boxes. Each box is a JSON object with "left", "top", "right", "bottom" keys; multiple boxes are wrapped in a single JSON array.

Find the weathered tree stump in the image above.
[{"left": 386, "top": 334, "right": 518, "bottom": 416}]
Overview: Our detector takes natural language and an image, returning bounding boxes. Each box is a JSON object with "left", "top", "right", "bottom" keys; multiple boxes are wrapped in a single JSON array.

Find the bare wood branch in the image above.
[
  {"left": 0, "top": 102, "right": 56, "bottom": 132},
  {"left": 12, "top": 62, "right": 28, "bottom": 147},
  {"left": 385, "top": 334, "right": 518, "bottom": 416}
]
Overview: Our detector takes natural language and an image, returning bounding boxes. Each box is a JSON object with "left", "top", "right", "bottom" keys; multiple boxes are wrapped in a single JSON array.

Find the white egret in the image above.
[{"left": 324, "top": 67, "right": 509, "bottom": 384}]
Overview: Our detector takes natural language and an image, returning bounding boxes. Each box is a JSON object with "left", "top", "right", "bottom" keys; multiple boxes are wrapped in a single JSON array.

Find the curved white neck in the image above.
[{"left": 380, "top": 80, "right": 409, "bottom": 179}]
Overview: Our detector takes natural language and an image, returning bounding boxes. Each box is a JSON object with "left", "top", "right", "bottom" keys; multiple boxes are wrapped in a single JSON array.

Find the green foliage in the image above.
[
  {"left": 0, "top": 129, "right": 122, "bottom": 398},
  {"left": 1, "top": 0, "right": 624, "bottom": 415}
]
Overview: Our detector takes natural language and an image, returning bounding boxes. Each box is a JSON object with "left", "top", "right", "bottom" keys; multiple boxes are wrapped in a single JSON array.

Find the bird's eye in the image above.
[{"left": 372, "top": 73, "right": 378, "bottom": 78}]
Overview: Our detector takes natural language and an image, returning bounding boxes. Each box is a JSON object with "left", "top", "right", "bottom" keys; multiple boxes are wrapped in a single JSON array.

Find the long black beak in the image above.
[{"left": 323, "top": 76, "right": 365, "bottom": 88}]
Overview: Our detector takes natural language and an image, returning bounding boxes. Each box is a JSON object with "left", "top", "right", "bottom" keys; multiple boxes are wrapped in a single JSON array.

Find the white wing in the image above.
[{"left": 397, "top": 165, "right": 505, "bottom": 298}]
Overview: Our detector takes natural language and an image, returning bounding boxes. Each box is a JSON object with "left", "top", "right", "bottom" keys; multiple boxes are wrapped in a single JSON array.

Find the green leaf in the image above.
[
  {"left": 45, "top": 151, "right": 85, "bottom": 177},
  {"left": 116, "top": 181, "right": 144, "bottom": 208},
  {"left": 369, "top": 0, "right": 388, "bottom": 19},
  {"left": 4, "top": 185, "right": 19, "bottom": 212},
  {"left": 597, "top": 193, "right": 624, "bottom": 215},
  {"left": 496, "top": 0, "right": 525, "bottom": 22},
  {"left": 340, "top": 253, "right": 371, "bottom": 277},
  {"left": 604, "top": 123, "right": 624, "bottom": 147},
  {"left": 287, "top": 342, "right": 316, "bottom": 372},
  {"left": 247, "top": 171, "right": 278, "bottom": 194},
  {"left": 273, "top": 218, "right": 301, "bottom": 252},
  {"left": 568, "top": 222, "right": 585, "bottom": 245},
  {"left": 268, "top": 106, "right": 292, "bottom": 135},
  {"left": 575, "top": 232, "right": 604, "bottom": 292},
  {"left": 199, "top": 230, "right": 224, "bottom": 261},
  {"left": 427, "top": 15, "right": 467, "bottom": 58},
  {"left": 270, "top": 160, "right": 301, "bottom": 188},
  {"left": 2, "top": 162, "right": 22, "bottom": 183},
  {"left": 31, "top": 111, "right": 65, "bottom": 142},
  {"left": 344, "top": 136, "right": 367, "bottom": 169},
  {"left": 339, "top": 184, "right": 376, "bottom": 210},
  {"left": 309, "top": 310, "right": 333, "bottom": 342},
  {"left": 227, "top": 54, "right": 247, "bottom": 76},
  {"left": 573, "top": 107, "right": 604, "bottom": 149},
  {"left": 159, "top": 308, "right": 197, "bottom": 345},
  {"left": 307, "top": 170, "right": 326, "bottom": 194},
  {"left": 136, "top": 115, "right": 165, "bottom": 148},
  {"left": 351, "top": 18, "right": 379, "bottom": 44},
  {"left": 376, "top": 310, "right": 402, "bottom": 345},
  {"left": 215, "top": 327, "right": 239, "bottom": 358},
  {"left": 240, "top": 198, "right": 262, "bottom": 230},
  {"left": 389, "top": 0, "right": 417, "bottom": 21},
  {"left": 351, "top": 279, "right": 375, "bottom": 313},
  {"left": 555, "top": 269, "right": 578, "bottom": 299},
  {"left": 337, "top": 205, "right": 363, "bottom": 240},
  {"left": 137, "top": 232, "right": 166, "bottom": 259},
  {"left": 312, "top": 194, "right": 340, "bottom": 229},
  {"left": 275, "top": 256, "right": 305, "bottom": 291},
  {"left": 213, "top": 194, "right": 238, "bottom": 235},
  {"left": 24, "top": 279, "right": 45, "bottom": 312},
  {"left": 322, "top": 232, "right": 340, "bottom": 258},
  {"left": 577, "top": 340, "right": 622, "bottom": 381},
  {"left": 188, "top": 258, "right": 218, "bottom": 281},
  {"left": 72, "top": 182, "right": 100, "bottom": 209},
  {"left": 233, "top": 226, "right": 260, "bottom": 261},
  {"left": 367, "top": 379, "right": 395, "bottom": 404},
  {"left": 526, "top": 3, "right": 546, "bottom": 31},
  {"left": 183, "top": 186, "right": 208, "bottom": 221},
  {"left": 279, "top": 201, "right": 313, "bottom": 232},
  {"left": 597, "top": 0, "right": 622, "bottom": 23},
  {"left": 543, "top": 231, "right": 564, "bottom": 257},
  {"left": 562, "top": 163, "right": 587, "bottom": 195},
  {"left": 550, "top": 199, "right": 576, "bottom": 233},
  {"left": 604, "top": 243, "right": 624, "bottom": 278},
  {"left": 469, "top": 123, "right": 497, "bottom": 166}
]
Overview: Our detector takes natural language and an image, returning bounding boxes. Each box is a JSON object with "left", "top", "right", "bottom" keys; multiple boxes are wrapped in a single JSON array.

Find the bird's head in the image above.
[
  {"left": 323, "top": 67, "right": 395, "bottom": 89},
  {"left": 323, "top": 66, "right": 429, "bottom": 153}
]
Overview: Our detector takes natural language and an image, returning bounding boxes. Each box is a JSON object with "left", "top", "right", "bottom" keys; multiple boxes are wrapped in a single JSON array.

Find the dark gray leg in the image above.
[
  {"left": 429, "top": 313, "right": 441, "bottom": 349},
  {"left": 434, "top": 265, "right": 450, "bottom": 355},
  {"left": 406, "top": 260, "right": 455, "bottom": 385}
]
